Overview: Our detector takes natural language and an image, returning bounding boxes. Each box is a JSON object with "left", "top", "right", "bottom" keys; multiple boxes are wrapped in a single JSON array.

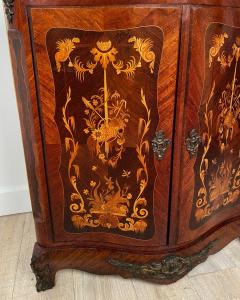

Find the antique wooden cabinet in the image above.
[{"left": 4, "top": 0, "right": 240, "bottom": 292}]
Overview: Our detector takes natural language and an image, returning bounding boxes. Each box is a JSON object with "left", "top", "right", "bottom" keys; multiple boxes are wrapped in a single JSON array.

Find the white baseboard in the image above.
[{"left": 0, "top": 185, "right": 32, "bottom": 216}]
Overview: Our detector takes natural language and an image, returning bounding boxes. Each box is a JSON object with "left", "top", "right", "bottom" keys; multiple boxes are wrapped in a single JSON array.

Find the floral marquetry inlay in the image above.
[
  {"left": 46, "top": 27, "right": 163, "bottom": 238},
  {"left": 190, "top": 23, "right": 240, "bottom": 228}
]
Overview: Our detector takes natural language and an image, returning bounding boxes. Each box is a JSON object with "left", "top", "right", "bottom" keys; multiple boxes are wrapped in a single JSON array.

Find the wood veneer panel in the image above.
[
  {"left": 29, "top": 6, "right": 181, "bottom": 248},
  {"left": 175, "top": 6, "right": 240, "bottom": 244}
]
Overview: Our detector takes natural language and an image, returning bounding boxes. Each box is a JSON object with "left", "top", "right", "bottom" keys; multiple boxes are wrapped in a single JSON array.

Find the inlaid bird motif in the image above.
[
  {"left": 209, "top": 33, "right": 228, "bottom": 68},
  {"left": 128, "top": 36, "right": 155, "bottom": 73},
  {"left": 55, "top": 37, "right": 80, "bottom": 72}
]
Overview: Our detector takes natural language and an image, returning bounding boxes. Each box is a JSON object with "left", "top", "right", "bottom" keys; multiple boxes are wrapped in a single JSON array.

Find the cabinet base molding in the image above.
[
  {"left": 107, "top": 241, "right": 216, "bottom": 282},
  {"left": 30, "top": 218, "right": 240, "bottom": 292}
]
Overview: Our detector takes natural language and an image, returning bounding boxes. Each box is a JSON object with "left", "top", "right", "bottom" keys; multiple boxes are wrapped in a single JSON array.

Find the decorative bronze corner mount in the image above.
[
  {"left": 30, "top": 255, "right": 55, "bottom": 292},
  {"left": 107, "top": 240, "right": 216, "bottom": 281},
  {"left": 3, "top": 0, "right": 14, "bottom": 24},
  {"left": 186, "top": 129, "right": 202, "bottom": 158},
  {"left": 151, "top": 130, "right": 171, "bottom": 160}
]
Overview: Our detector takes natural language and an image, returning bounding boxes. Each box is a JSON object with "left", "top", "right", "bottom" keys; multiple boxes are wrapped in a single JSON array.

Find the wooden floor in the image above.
[{"left": 1, "top": 213, "right": 240, "bottom": 300}]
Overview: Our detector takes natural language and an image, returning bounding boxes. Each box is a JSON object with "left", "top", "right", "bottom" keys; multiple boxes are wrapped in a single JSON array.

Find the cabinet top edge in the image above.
[
  {"left": 11, "top": 0, "right": 240, "bottom": 8},
  {"left": 3, "top": 0, "right": 240, "bottom": 28}
]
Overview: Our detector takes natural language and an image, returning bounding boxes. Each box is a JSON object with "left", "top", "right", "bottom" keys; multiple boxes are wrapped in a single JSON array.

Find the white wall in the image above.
[{"left": 0, "top": 4, "right": 31, "bottom": 215}]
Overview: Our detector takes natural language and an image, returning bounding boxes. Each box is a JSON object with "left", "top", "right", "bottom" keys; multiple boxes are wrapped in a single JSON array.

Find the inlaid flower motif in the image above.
[
  {"left": 90, "top": 181, "right": 96, "bottom": 187},
  {"left": 127, "top": 193, "right": 133, "bottom": 200},
  {"left": 91, "top": 129, "right": 102, "bottom": 140},
  {"left": 83, "top": 189, "right": 89, "bottom": 195},
  {"left": 99, "top": 153, "right": 105, "bottom": 160},
  {"left": 91, "top": 41, "right": 118, "bottom": 69},
  {"left": 93, "top": 99, "right": 98, "bottom": 106},
  {"left": 117, "top": 138, "right": 125, "bottom": 146},
  {"left": 105, "top": 177, "right": 114, "bottom": 190},
  {"left": 92, "top": 165, "right": 98, "bottom": 171},
  {"left": 122, "top": 169, "right": 131, "bottom": 178}
]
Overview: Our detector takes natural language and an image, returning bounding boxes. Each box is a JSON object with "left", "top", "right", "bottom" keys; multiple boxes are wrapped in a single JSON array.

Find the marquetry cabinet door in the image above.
[
  {"left": 171, "top": 6, "right": 240, "bottom": 244},
  {"left": 29, "top": 6, "right": 181, "bottom": 247}
]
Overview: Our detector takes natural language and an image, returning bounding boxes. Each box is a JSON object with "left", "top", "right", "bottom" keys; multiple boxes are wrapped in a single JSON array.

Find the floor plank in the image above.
[
  {"left": 0, "top": 214, "right": 26, "bottom": 300},
  {"left": 188, "top": 267, "right": 240, "bottom": 300},
  {"left": 12, "top": 213, "right": 75, "bottom": 300},
  {"left": 133, "top": 277, "right": 201, "bottom": 300},
  {"left": 188, "top": 240, "right": 237, "bottom": 277},
  {"left": 223, "top": 239, "right": 240, "bottom": 268},
  {"left": 73, "top": 271, "right": 138, "bottom": 300}
]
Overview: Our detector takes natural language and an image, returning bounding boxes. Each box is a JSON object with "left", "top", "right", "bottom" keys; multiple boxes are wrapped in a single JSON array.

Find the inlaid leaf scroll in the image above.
[{"left": 46, "top": 27, "right": 163, "bottom": 238}]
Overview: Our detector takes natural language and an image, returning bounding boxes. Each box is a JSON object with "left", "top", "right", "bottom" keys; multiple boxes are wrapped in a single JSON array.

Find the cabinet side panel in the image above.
[
  {"left": 7, "top": 28, "right": 53, "bottom": 244},
  {"left": 8, "top": 30, "right": 42, "bottom": 218}
]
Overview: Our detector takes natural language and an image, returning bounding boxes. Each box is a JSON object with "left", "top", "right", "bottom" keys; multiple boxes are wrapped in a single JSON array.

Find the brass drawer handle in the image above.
[
  {"left": 185, "top": 129, "right": 202, "bottom": 158},
  {"left": 151, "top": 130, "right": 171, "bottom": 160}
]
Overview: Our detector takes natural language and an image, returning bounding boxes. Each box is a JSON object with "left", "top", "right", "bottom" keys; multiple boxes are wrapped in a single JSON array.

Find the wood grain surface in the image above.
[
  {"left": 4, "top": 0, "right": 240, "bottom": 291},
  {"left": 172, "top": 5, "right": 240, "bottom": 245},
  {"left": 29, "top": 6, "right": 181, "bottom": 248}
]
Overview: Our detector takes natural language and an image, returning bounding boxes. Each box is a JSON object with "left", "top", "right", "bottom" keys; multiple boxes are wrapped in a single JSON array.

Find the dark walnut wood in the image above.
[{"left": 4, "top": 0, "right": 240, "bottom": 292}]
